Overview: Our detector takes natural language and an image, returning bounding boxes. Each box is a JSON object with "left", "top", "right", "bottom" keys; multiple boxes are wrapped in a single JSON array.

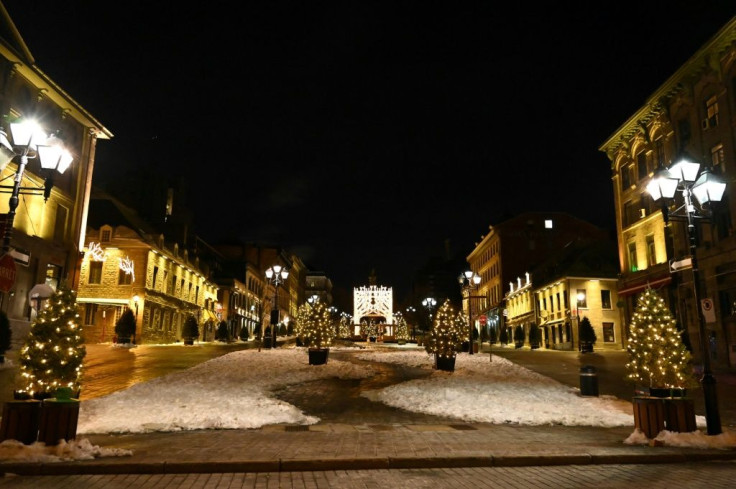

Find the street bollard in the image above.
[{"left": 580, "top": 365, "right": 599, "bottom": 397}]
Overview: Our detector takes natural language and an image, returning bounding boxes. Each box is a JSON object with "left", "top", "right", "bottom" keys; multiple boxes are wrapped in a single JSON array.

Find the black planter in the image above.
[
  {"left": 580, "top": 342, "right": 594, "bottom": 353},
  {"left": 183, "top": 338, "right": 194, "bottom": 346},
  {"left": 648, "top": 387, "right": 687, "bottom": 398},
  {"left": 295, "top": 337, "right": 304, "bottom": 347},
  {"left": 435, "top": 354, "right": 456, "bottom": 372},
  {"left": 308, "top": 348, "right": 329, "bottom": 365},
  {"left": 461, "top": 341, "right": 469, "bottom": 352}
]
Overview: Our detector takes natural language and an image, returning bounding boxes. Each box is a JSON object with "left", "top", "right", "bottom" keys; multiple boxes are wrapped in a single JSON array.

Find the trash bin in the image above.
[{"left": 580, "top": 365, "right": 598, "bottom": 396}]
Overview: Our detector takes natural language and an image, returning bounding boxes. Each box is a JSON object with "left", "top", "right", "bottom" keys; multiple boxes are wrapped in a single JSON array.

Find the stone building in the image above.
[
  {"left": 0, "top": 6, "right": 111, "bottom": 340},
  {"left": 77, "top": 190, "right": 217, "bottom": 344},
  {"left": 600, "top": 16, "right": 736, "bottom": 368}
]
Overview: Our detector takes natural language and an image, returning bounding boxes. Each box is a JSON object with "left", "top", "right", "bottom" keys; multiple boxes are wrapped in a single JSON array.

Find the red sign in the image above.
[
  {"left": 0, "top": 253, "right": 16, "bottom": 292},
  {"left": 479, "top": 314, "right": 488, "bottom": 325}
]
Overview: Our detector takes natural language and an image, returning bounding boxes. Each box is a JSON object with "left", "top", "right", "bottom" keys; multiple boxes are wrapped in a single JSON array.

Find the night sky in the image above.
[{"left": 3, "top": 1, "right": 736, "bottom": 306}]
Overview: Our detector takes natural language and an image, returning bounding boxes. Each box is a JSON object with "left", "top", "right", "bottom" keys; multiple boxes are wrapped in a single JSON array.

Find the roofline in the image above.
[{"left": 599, "top": 16, "right": 736, "bottom": 155}]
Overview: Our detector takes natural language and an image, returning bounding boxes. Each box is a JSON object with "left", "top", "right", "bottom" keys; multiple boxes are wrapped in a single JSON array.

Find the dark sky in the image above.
[{"left": 4, "top": 1, "right": 736, "bottom": 306}]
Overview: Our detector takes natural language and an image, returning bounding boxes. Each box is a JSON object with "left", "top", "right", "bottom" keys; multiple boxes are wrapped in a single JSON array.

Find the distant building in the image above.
[{"left": 466, "top": 212, "right": 610, "bottom": 345}]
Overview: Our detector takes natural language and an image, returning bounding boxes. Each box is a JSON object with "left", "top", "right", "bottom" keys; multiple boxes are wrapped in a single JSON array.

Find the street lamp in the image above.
[
  {"left": 265, "top": 264, "right": 289, "bottom": 349},
  {"left": 459, "top": 270, "right": 482, "bottom": 355},
  {"left": 576, "top": 290, "right": 585, "bottom": 351},
  {"left": 406, "top": 306, "right": 416, "bottom": 340},
  {"left": 0, "top": 120, "right": 74, "bottom": 254},
  {"left": 646, "top": 156, "right": 725, "bottom": 435},
  {"left": 421, "top": 297, "right": 436, "bottom": 332}
]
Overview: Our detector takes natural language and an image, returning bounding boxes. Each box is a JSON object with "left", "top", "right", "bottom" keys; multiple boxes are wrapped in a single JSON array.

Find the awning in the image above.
[
  {"left": 617, "top": 276, "right": 672, "bottom": 297},
  {"left": 203, "top": 310, "right": 218, "bottom": 322}
]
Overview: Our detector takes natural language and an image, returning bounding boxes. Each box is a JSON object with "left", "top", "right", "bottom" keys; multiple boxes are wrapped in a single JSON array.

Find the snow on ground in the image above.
[
  {"left": 77, "top": 348, "right": 374, "bottom": 434},
  {"left": 2, "top": 344, "right": 736, "bottom": 461},
  {"left": 356, "top": 349, "right": 636, "bottom": 427}
]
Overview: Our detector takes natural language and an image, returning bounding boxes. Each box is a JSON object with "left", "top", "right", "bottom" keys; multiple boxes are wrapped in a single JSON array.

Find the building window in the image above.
[
  {"left": 601, "top": 290, "right": 612, "bottom": 310},
  {"left": 101, "top": 229, "right": 111, "bottom": 242},
  {"left": 711, "top": 143, "right": 725, "bottom": 173},
  {"left": 655, "top": 137, "right": 665, "bottom": 169},
  {"left": 646, "top": 234, "right": 656, "bottom": 267},
  {"left": 89, "top": 261, "right": 103, "bottom": 284},
  {"left": 544, "top": 219, "right": 553, "bottom": 229},
  {"left": 118, "top": 268, "right": 132, "bottom": 285},
  {"left": 84, "top": 303, "right": 98, "bottom": 325},
  {"left": 628, "top": 242, "right": 638, "bottom": 272},
  {"left": 705, "top": 95, "right": 719, "bottom": 129},
  {"left": 637, "top": 151, "right": 648, "bottom": 180},
  {"left": 621, "top": 163, "right": 631, "bottom": 188},
  {"left": 677, "top": 118, "right": 691, "bottom": 147},
  {"left": 602, "top": 322, "right": 615, "bottom": 342},
  {"left": 576, "top": 289, "right": 587, "bottom": 309},
  {"left": 53, "top": 205, "right": 68, "bottom": 243},
  {"left": 152, "top": 266, "right": 159, "bottom": 290}
]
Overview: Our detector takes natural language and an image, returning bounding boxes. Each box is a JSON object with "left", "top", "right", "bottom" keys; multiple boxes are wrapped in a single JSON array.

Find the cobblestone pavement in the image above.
[{"left": 2, "top": 461, "right": 736, "bottom": 488}]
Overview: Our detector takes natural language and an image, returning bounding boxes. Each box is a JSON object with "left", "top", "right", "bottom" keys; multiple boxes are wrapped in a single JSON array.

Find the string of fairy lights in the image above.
[{"left": 624, "top": 288, "right": 697, "bottom": 389}]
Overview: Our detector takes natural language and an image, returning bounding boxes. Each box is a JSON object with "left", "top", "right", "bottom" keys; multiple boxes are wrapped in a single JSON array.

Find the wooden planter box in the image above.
[
  {"left": 632, "top": 396, "right": 666, "bottom": 439},
  {"left": 0, "top": 400, "right": 42, "bottom": 445},
  {"left": 632, "top": 396, "right": 696, "bottom": 438},
  {"left": 38, "top": 399, "right": 80, "bottom": 446},
  {"left": 664, "top": 397, "right": 696, "bottom": 433}
]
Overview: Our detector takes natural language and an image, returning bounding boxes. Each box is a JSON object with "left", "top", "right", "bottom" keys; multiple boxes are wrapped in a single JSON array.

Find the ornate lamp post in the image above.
[
  {"left": 646, "top": 156, "right": 726, "bottom": 435},
  {"left": 421, "top": 297, "right": 436, "bottom": 332},
  {"left": 459, "top": 270, "right": 482, "bottom": 355},
  {"left": 406, "top": 306, "right": 416, "bottom": 340},
  {"left": 265, "top": 264, "right": 289, "bottom": 349},
  {"left": 0, "top": 120, "right": 73, "bottom": 254},
  {"left": 576, "top": 290, "right": 585, "bottom": 351}
]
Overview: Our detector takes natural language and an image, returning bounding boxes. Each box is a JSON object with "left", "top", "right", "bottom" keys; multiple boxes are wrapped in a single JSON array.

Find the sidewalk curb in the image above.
[{"left": 3, "top": 452, "right": 736, "bottom": 475}]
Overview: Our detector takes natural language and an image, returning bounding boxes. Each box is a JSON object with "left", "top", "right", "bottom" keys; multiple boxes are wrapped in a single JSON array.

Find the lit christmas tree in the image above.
[
  {"left": 394, "top": 315, "right": 409, "bottom": 342},
  {"left": 18, "top": 287, "right": 86, "bottom": 398},
  {"left": 302, "top": 300, "right": 334, "bottom": 349},
  {"left": 625, "top": 287, "right": 698, "bottom": 390},
  {"left": 294, "top": 303, "right": 311, "bottom": 343},
  {"left": 338, "top": 315, "right": 351, "bottom": 338},
  {"left": 425, "top": 300, "right": 464, "bottom": 358}
]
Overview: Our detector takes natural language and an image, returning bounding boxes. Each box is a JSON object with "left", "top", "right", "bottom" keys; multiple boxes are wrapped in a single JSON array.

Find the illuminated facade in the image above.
[
  {"left": 466, "top": 212, "right": 608, "bottom": 343},
  {"left": 600, "top": 17, "right": 736, "bottom": 368},
  {"left": 77, "top": 193, "right": 217, "bottom": 344},
  {"left": 0, "top": 8, "right": 111, "bottom": 329}
]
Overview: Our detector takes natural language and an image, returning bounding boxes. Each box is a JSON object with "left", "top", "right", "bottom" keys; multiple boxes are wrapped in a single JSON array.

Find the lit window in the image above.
[{"left": 544, "top": 220, "right": 553, "bottom": 229}]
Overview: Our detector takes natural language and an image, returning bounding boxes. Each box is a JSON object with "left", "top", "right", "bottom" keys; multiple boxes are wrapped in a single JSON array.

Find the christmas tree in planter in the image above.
[
  {"left": 302, "top": 300, "right": 334, "bottom": 365},
  {"left": 17, "top": 287, "right": 85, "bottom": 399},
  {"left": 625, "top": 287, "right": 698, "bottom": 395},
  {"left": 395, "top": 315, "right": 409, "bottom": 344},
  {"left": 424, "top": 300, "right": 464, "bottom": 371},
  {"left": 181, "top": 315, "right": 199, "bottom": 345}
]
